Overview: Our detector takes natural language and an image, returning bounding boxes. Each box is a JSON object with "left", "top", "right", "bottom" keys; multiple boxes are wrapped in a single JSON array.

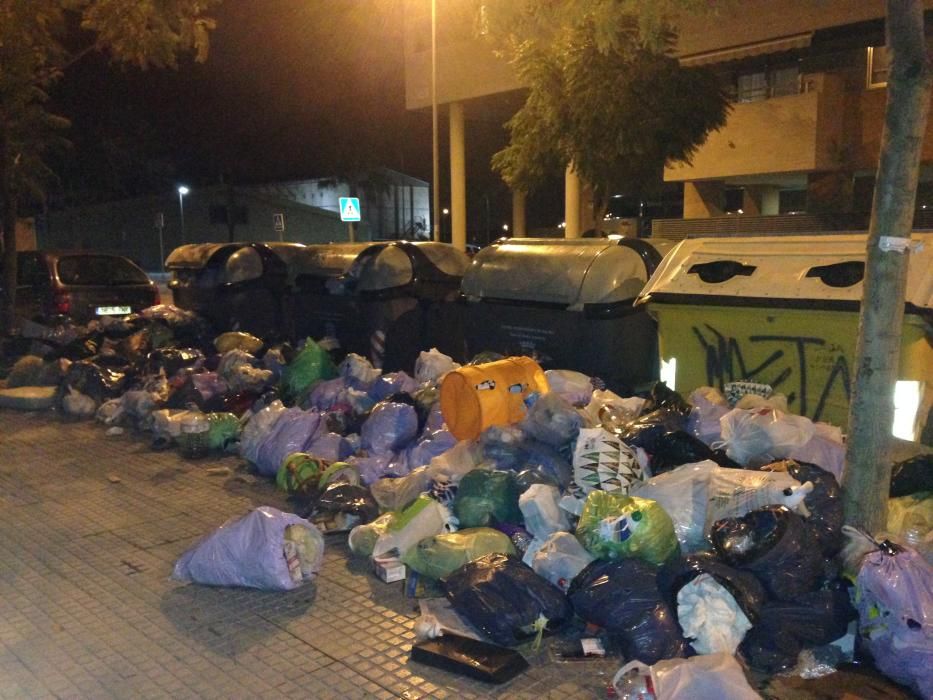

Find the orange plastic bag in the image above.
[{"left": 440, "top": 357, "right": 549, "bottom": 441}]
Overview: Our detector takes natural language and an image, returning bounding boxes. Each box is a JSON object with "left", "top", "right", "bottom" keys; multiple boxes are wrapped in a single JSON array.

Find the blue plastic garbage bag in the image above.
[
  {"left": 520, "top": 393, "right": 583, "bottom": 449},
  {"left": 568, "top": 558, "right": 688, "bottom": 665},
  {"left": 480, "top": 425, "right": 573, "bottom": 489},
  {"left": 404, "top": 429, "right": 457, "bottom": 471},
  {"left": 306, "top": 432, "right": 353, "bottom": 462},
  {"left": 352, "top": 454, "right": 396, "bottom": 486},
  {"left": 172, "top": 506, "right": 324, "bottom": 590},
  {"left": 361, "top": 401, "right": 419, "bottom": 455},
  {"left": 307, "top": 377, "right": 349, "bottom": 411},
  {"left": 369, "top": 371, "right": 419, "bottom": 402},
  {"left": 255, "top": 407, "right": 324, "bottom": 477}
]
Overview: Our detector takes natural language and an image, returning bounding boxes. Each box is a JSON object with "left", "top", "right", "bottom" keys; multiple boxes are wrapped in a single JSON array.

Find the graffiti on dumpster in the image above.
[{"left": 692, "top": 324, "right": 851, "bottom": 422}]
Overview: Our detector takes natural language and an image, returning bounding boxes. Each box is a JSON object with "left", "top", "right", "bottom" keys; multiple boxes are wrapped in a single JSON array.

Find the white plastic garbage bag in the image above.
[
  {"left": 239, "top": 400, "right": 286, "bottom": 464},
  {"left": 371, "top": 496, "right": 456, "bottom": 559},
  {"left": 519, "top": 484, "right": 570, "bottom": 540},
  {"left": 545, "top": 369, "right": 593, "bottom": 406},
  {"left": 614, "top": 653, "right": 761, "bottom": 700},
  {"left": 172, "top": 507, "right": 324, "bottom": 591},
  {"left": 414, "top": 348, "right": 460, "bottom": 384},
  {"left": 370, "top": 467, "right": 431, "bottom": 511},
  {"left": 676, "top": 573, "right": 752, "bottom": 654},
  {"left": 531, "top": 532, "right": 595, "bottom": 592},
  {"left": 716, "top": 407, "right": 815, "bottom": 466}
]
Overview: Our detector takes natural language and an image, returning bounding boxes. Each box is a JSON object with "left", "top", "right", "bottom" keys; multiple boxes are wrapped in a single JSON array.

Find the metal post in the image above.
[
  {"left": 178, "top": 191, "right": 187, "bottom": 242},
  {"left": 450, "top": 101, "right": 466, "bottom": 251},
  {"left": 431, "top": 0, "right": 441, "bottom": 242}
]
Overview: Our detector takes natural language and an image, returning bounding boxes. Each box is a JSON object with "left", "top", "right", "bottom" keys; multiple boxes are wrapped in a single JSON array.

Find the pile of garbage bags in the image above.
[{"left": 2, "top": 304, "right": 930, "bottom": 697}]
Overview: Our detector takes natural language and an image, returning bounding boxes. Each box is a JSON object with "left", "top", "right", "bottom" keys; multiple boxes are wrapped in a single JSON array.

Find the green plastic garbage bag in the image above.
[
  {"left": 348, "top": 513, "right": 396, "bottom": 557},
  {"left": 402, "top": 527, "right": 516, "bottom": 580},
  {"left": 206, "top": 412, "right": 240, "bottom": 451},
  {"left": 453, "top": 469, "right": 523, "bottom": 529},
  {"left": 276, "top": 452, "right": 328, "bottom": 494},
  {"left": 282, "top": 338, "right": 336, "bottom": 400},
  {"left": 576, "top": 490, "right": 680, "bottom": 565}
]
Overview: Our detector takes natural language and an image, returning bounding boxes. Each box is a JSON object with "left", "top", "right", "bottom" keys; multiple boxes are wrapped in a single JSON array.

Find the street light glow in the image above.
[
  {"left": 178, "top": 185, "right": 189, "bottom": 196},
  {"left": 502, "top": 224, "right": 509, "bottom": 231},
  {"left": 442, "top": 208, "right": 450, "bottom": 215}
]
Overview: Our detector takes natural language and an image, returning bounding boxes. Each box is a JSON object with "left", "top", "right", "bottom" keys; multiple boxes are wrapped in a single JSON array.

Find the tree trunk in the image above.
[
  {"left": 0, "top": 121, "right": 19, "bottom": 335},
  {"left": 842, "top": 0, "right": 931, "bottom": 534}
]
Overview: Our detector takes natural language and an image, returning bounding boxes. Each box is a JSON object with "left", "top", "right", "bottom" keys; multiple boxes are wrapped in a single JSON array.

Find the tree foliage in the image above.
[
  {"left": 481, "top": 1, "right": 730, "bottom": 219},
  {"left": 0, "top": 0, "right": 219, "bottom": 330}
]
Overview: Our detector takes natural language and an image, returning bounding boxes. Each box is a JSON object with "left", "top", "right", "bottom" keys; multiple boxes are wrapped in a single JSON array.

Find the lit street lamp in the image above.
[{"left": 177, "top": 185, "right": 189, "bottom": 242}]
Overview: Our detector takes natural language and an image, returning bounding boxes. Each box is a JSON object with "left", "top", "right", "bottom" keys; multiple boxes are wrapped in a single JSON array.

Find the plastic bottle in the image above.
[{"left": 179, "top": 410, "right": 210, "bottom": 459}]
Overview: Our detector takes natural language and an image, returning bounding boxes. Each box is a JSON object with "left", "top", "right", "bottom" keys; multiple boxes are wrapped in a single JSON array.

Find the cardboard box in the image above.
[{"left": 373, "top": 557, "right": 406, "bottom": 583}]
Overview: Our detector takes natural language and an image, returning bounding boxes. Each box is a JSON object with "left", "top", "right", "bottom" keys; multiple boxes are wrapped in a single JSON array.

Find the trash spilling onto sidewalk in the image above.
[{"left": 1, "top": 300, "right": 929, "bottom": 696}]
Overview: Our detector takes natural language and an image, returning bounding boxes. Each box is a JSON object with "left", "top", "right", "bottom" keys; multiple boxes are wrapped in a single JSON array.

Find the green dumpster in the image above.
[{"left": 636, "top": 233, "right": 932, "bottom": 442}]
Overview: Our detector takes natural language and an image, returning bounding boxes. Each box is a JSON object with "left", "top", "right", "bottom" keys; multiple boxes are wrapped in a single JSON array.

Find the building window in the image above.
[
  {"left": 209, "top": 205, "right": 249, "bottom": 225},
  {"left": 732, "top": 63, "right": 800, "bottom": 103},
  {"left": 779, "top": 189, "right": 807, "bottom": 214},
  {"left": 867, "top": 45, "right": 889, "bottom": 88},
  {"left": 724, "top": 187, "right": 745, "bottom": 214}
]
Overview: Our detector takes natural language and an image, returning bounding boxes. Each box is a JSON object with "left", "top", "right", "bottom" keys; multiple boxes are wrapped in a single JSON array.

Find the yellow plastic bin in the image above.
[{"left": 636, "top": 233, "right": 933, "bottom": 442}]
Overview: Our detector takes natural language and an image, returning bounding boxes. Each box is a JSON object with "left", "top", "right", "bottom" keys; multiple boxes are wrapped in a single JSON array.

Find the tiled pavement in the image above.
[{"left": 0, "top": 411, "right": 619, "bottom": 699}]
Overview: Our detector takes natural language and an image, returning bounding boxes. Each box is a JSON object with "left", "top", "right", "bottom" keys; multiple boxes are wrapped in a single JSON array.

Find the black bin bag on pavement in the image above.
[
  {"left": 889, "top": 453, "right": 933, "bottom": 497},
  {"left": 444, "top": 553, "right": 571, "bottom": 647},
  {"left": 567, "top": 558, "right": 688, "bottom": 664},
  {"left": 739, "top": 588, "right": 856, "bottom": 673},
  {"left": 710, "top": 505, "right": 825, "bottom": 601}
]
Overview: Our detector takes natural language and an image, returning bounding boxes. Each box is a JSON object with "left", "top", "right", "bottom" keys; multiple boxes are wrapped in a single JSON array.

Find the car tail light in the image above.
[{"left": 53, "top": 291, "right": 71, "bottom": 315}]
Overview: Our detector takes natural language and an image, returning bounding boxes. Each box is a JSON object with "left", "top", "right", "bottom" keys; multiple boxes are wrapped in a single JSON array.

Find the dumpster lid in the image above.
[
  {"left": 348, "top": 241, "right": 470, "bottom": 292},
  {"left": 636, "top": 233, "right": 932, "bottom": 309},
  {"left": 291, "top": 242, "right": 376, "bottom": 278},
  {"left": 165, "top": 243, "right": 232, "bottom": 270},
  {"left": 461, "top": 238, "right": 660, "bottom": 308}
]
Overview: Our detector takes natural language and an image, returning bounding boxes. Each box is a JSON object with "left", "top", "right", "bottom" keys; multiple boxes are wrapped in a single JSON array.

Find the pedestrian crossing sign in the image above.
[{"left": 339, "top": 197, "right": 361, "bottom": 222}]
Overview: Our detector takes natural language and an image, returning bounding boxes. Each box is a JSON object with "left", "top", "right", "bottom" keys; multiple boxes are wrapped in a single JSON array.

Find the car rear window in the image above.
[{"left": 56, "top": 256, "right": 150, "bottom": 286}]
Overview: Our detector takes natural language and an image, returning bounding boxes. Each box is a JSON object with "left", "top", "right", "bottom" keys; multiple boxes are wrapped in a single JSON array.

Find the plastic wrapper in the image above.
[
  {"left": 740, "top": 589, "right": 855, "bottom": 674},
  {"left": 519, "top": 484, "right": 570, "bottom": 540},
  {"left": 414, "top": 348, "right": 460, "bottom": 384},
  {"left": 544, "top": 369, "right": 593, "bottom": 406},
  {"left": 361, "top": 401, "right": 419, "bottom": 455},
  {"left": 206, "top": 412, "right": 240, "bottom": 451},
  {"left": 444, "top": 552, "right": 571, "bottom": 647},
  {"left": 254, "top": 407, "right": 324, "bottom": 477},
  {"left": 631, "top": 461, "right": 719, "bottom": 552},
  {"left": 348, "top": 512, "right": 395, "bottom": 557},
  {"left": 480, "top": 425, "right": 573, "bottom": 489},
  {"left": 453, "top": 469, "right": 523, "bottom": 529},
  {"left": 172, "top": 506, "right": 324, "bottom": 590},
  {"left": 855, "top": 541, "right": 933, "bottom": 698},
  {"left": 890, "top": 454, "right": 933, "bottom": 497},
  {"left": 716, "top": 408, "right": 814, "bottom": 467},
  {"left": 282, "top": 338, "right": 337, "bottom": 400},
  {"left": 572, "top": 427, "right": 644, "bottom": 495},
  {"left": 576, "top": 490, "right": 679, "bottom": 565},
  {"left": 519, "top": 392, "right": 583, "bottom": 448},
  {"left": 239, "top": 400, "right": 286, "bottom": 465},
  {"left": 531, "top": 532, "right": 594, "bottom": 592},
  {"left": 761, "top": 459, "right": 844, "bottom": 557},
  {"left": 614, "top": 653, "right": 761, "bottom": 700},
  {"left": 403, "top": 527, "right": 516, "bottom": 580},
  {"left": 650, "top": 430, "right": 740, "bottom": 475},
  {"left": 370, "top": 467, "right": 431, "bottom": 511},
  {"left": 568, "top": 558, "right": 688, "bottom": 665},
  {"left": 214, "top": 331, "right": 263, "bottom": 355},
  {"left": 372, "top": 495, "right": 455, "bottom": 559},
  {"left": 710, "top": 506, "right": 824, "bottom": 601}
]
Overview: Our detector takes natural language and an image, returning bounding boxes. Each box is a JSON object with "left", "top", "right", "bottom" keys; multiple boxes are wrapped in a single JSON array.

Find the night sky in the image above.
[{"left": 45, "top": 0, "right": 560, "bottom": 241}]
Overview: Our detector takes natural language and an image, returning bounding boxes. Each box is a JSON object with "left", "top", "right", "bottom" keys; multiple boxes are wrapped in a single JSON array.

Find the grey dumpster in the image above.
[
  {"left": 460, "top": 237, "right": 663, "bottom": 393},
  {"left": 290, "top": 241, "right": 470, "bottom": 371},
  {"left": 166, "top": 242, "right": 305, "bottom": 339}
]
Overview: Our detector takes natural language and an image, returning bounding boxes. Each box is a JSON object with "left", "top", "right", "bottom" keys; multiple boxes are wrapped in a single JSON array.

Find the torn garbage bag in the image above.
[
  {"left": 576, "top": 490, "right": 679, "bottom": 565},
  {"left": 172, "top": 506, "right": 324, "bottom": 590},
  {"left": 403, "top": 528, "right": 516, "bottom": 580},
  {"left": 711, "top": 506, "right": 824, "bottom": 601},
  {"left": 568, "top": 558, "right": 688, "bottom": 665},
  {"left": 444, "top": 552, "right": 570, "bottom": 647}
]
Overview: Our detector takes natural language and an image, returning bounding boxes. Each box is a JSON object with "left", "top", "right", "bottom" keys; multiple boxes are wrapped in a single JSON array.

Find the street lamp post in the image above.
[{"left": 177, "top": 185, "right": 189, "bottom": 243}]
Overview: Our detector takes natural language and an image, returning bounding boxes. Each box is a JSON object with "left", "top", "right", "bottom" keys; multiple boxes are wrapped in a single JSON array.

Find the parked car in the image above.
[{"left": 14, "top": 250, "right": 159, "bottom": 324}]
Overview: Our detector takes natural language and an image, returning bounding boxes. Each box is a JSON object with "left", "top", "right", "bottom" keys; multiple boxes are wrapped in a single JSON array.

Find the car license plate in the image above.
[{"left": 95, "top": 305, "right": 131, "bottom": 316}]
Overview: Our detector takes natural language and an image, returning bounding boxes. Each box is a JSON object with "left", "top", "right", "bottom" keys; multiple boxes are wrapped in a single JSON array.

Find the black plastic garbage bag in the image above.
[
  {"left": 444, "top": 552, "right": 571, "bottom": 647},
  {"left": 567, "top": 558, "right": 688, "bottom": 664},
  {"left": 890, "top": 454, "right": 933, "bottom": 497},
  {"left": 164, "top": 376, "right": 207, "bottom": 410},
  {"left": 649, "top": 430, "right": 741, "bottom": 475},
  {"left": 311, "top": 482, "right": 379, "bottom": 524},
  {"left": 761, "top": 459, "right": 844, "bottom": 557},
  {"left": 658, "top": 552, "right": 768, "bottom": 627},
  {"left": 58, "top": 359, "right": 132, "bottom": 403},
  {"left": 710, "top": 506, "right": 825, "bottom": 601},
  {"left": 740, "top": 588, "right": 856, "bottom": 673},
  {"left": 100, "top": 314, "right": 145, "bottom": 339},
  {"left": 146, "top": 347, "right": 205, "bottom": 377},
  {"left": 641, "top": 382, "right": 691, "bottom": 415}
]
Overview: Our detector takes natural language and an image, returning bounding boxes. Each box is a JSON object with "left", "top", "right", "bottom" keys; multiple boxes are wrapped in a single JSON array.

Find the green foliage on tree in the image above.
[
  {"left": 480, "top": 1, "right": 730, "bottom": 222},
  {"left": 0, "top": 0, "right": 219, "bottom": 331}
]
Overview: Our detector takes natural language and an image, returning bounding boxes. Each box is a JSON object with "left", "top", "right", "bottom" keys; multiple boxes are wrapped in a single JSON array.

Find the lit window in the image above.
[{"left": 867, "top": 45, "right": 889, "bottom": 88}]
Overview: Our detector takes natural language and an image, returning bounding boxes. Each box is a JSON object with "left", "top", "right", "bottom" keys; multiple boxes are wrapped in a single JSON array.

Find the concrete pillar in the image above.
[
  {"left": 742, "top": 187, "right": 763, "bottom": 216},
  {"left": 683, "top": 181, "right": 726, "bottom": 218},
  {"left": 511, "top": 190, "right": 526, "bottom": 237},
  {"left": 564, "top": 164, "right": 581, "bottom": 238},
  {"left": 449, "top": 102, "right": 467, "bottom": 251}
]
